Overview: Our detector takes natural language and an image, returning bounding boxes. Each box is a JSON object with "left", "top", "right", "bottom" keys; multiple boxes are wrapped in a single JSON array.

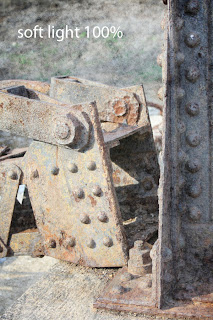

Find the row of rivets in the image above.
[
  {"left": 80, "top": 212, "right": 108, "bottom": 224},
  {"left": 68, "top": 161, "right": 97, "bottom": 173},
  {"left": 46, "top": 235, "right": 113, "bottom": 249},
  {"left": 74, "top": 186, "right": 102, "bottom": 199}
]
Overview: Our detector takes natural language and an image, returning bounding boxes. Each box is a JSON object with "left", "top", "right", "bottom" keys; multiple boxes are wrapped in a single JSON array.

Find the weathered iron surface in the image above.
[
  {"left": 50, "top": 76, "right": 142, "bottom": 125},
  {"left": 25, "top": 102, "right": 128, "bottom": 267},
  {"left": 0, "top": 80, "right": 50, "bottom": 94},
  {"left": 0, "top": 163, "right": 21, "bottom": 257}
]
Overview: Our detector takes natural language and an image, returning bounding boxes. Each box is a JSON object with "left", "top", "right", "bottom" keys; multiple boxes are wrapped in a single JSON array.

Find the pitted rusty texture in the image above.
[
  {"left": 0, "top": 163, "right": 21, "bottom": 257},
  {"left": 50, "top": 76, "right": 142, "bottom": 125},
  {"left": 25, "top": 102, "right": 128, "bottom": 267},
  {"left": 157, "top": 0, "right": 213, "bottom": 310},
  {"left": 0, "top": 80, "right": 50, "bottom": 94}
]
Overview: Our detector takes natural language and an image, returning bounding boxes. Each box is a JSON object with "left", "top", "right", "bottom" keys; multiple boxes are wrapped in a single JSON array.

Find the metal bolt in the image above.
[
  {"left": 47, "top": 239, "right": 56, "bottom": 248},
  {"left": 186, "top": 132, "right": 201, "bottom": 147},
  {"left": 92, "top": 185, "right": 102, "bottom": 197},
  {"left": 87, "top": 161, "right": 96, "bottom": 171},
  {"left": 185, "top": 32, "right": 200, "bottom": 48},
  {"left": 80, "top": 213, "right": 90, "bottom": 224},
  {"left": 97, "top": 212, "right": 108, "bottom": 223},
  {"left": 0, "top": 245, "right": 3, "bottom": 253},
  {"left": 189, "top": 206, "right": 201, "bottom": 221},
  {"left": 8, "top": 170, "right": 18, "bottom": 180},
  {"left": 68, "top": 163, "right": 78, "bottom": 173},
  {"left": 74, "top": 188, "right": 84, "bottom": 199},
  {"left": 55, "top": 123, "right": 71, "bottom": 140},
  {"left": 87, "top": 238, "right": 95, "bottom": 249},
  {"left": 186, "top": 66, "right": 200, "bottom": 83},
  {"left": 103, "top": 237, "right": 113, "bottom": 247},
  {"left": 51, "top": 167, "right": 59, "bottom": 175},
  {"left": 185, "top": 0, "right": 199, "bottom": 15},
  {"left": 185, "top": 159, "right": 201, "bottom": 173},
  {"left": 63, "top": 237, "right": 75, "bottom": 249},
  {"left": 31, "top": 169, "right": 39, "bottom": 179},
  {"left": 185, "top": 102, "right": 200, "bottom": 116},
  {"left": 111, "top": 285, "right": 125, "bottom": 294}
]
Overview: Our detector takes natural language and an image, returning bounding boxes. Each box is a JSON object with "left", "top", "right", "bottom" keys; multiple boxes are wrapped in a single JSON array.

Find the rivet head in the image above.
[
  {"left": 176, "top": 52, "right": 185, "bottom": 65},
  {"left": 97, "top": 212, "right": 108, "bottom": 223},
  {"left": 68, "top": 163, "right": 78, "bottom": 173},
  {"left": 51, "top": 167, "right": 59, "bottom": 175},
  {"left": 87, "top": 161, "right": 96, "bottom": 171},
  {"left": 185, "top": 102, "right": 200, "bottom": 116},
  {"left": 31, "top": 169, "right": 39, "bottom": 179},
  {"left": 185, "top": 0, "right": 199, "bottom": 15},
  {"left": 87, "top": 238, "right": 95, "bottom": 248},
  {"left": 0, "top": 245, "right": 3, "bottom": 253},
  {"left": 186, "top": 159, "right": 201, "bottom": 173},
  {"left": 189, "top": 206, "right": 201, "bottom": 221},
  {"left": 186, "top": 182, "right": 202, "bottom": 198},
  {"left": 186, "top": 131, "right": 201, "bottom": 147},
  {"left": 47, "top": 239, "right": 56, "bottom": 248},
  {"left": 55, "top": 123, "right": 71, "bottom": 140},
  {"left": 185, "top": 33, "right": 200, "bottom": 48},
  {"left": 8, "top": 170, "right": 18, "bottom": 180},
  {"left": 111, "top": 285, "right": 125, "bottom": 294},
  {"left": 186, "top": 66, "right": 200, "bottom": 83},
  {"left": 92, "top": 185, "right": 102, "bottom": 197},
  {"left": 63, "top": 237, "right": 75, "bottom": 249},
  {"left": 80, "top": 213, "right": 90, "bottom": 224},
  {"left": 74, "top": 188, "right": 84, "bottom": 199},
  {"left": 103, "top": 237, "right": 113, "bottom": 247},
  {"left": 142, "top": 178, "right": 153, "bottom": 191}
]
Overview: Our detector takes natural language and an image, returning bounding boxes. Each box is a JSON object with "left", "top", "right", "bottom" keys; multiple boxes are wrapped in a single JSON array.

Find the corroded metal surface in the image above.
[
  {"left": 50, "top": 76, "right": 142, "bottom": 125},
  {"left": 0, "top": 80, "right": 50, "bottom": 94},
  {"left": 25, "top": 102, "right": 128, "bottom": 267},
  {"left": 0, "top": 163, "right": 21, "bottom": 257}
]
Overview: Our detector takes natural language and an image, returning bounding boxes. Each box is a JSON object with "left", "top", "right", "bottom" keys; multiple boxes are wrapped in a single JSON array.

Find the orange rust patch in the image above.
[{"left": 88, "top": 195, "right": 97, "bottom": 207}]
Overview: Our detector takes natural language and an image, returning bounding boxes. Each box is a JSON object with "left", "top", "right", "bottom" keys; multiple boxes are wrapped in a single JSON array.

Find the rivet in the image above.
[
  {"left": 142, "top": 178, "right": 153, "bottom": 191},
  {"left": 87, "top": 161, "right": 96, "bottom": 171},
  {"left": 120, "top": 272, "right": 133, "bottom": 282},
  {"left": 176, "top": 88, "right": 185, "bottom": 100},
  {"left": 31, "top": 169, "right": 39, "bottom": 179},
  {"left": 185, "top": 0, "right": 199, "bottom": 15},
  {"left": 74, "top": 188, "right": 84, "bottom": 199},
  {"left": 0, "top": 245, "right": 3, "bottom": 253},
  {"left": 187, "top": 183, "right": 202, "bottom": 198},
  {"left": 97, "top": 212, "right": 108, "bottom": 223},
  {"left": 51, "top": 167, "right": 59, "bottom": 175},
  {"left": 189, "top": 206, "right": 201, "bottom": 221},
  {"left": 186, "top": 66, "right": 200, "bottom": 83},
  {"left": 186, "top": 131, "right": 201, "bottom": 147},
  {"left": 185, "top": 159, "right": 201, "bottom": 173},
  {"left": 55, "top": 123, "right": 71, "bottom": 140},
  {"left": 68, "top": 163, "right": 78, "bottom": 173},
  {"left": 87, "top": 238, "right": 95, "bottom": 248},
  {"left": 47, "top": 239, "right": 56, "bottom": 248},
  {"left": 185, "top": 102, "right": 200, "bottom": 116},
  {"left": 176, "top": 18, "right": 184, "bottom": 31},
  {"left": 80, "top": 213, "right": 90, "bottom": 224},
  {"left": 185, "top": 32, "right": 200, "bottom": 48},
  {"left": 176, "top": 52, "right": 185, "bottom": 65},
  {"left": 111, "top": 285, "right": 125, "bottom": 294},
  {"left": 103, "top": 237, "right": 113, "bottom": 247},
  {"left": 8, "top": 170, "right": 18, "bottom": 180},
  {"left": 92, "top": 185, "right": 102, "bottom": 197},
  {"left": 63, "top": 237, "right": 75, "bottom": 249}
]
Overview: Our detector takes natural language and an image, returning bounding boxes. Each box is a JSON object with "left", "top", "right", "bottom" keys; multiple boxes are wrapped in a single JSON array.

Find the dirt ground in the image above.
[{"left": 0, "top": 0, "right": 164, "bottom": 317}]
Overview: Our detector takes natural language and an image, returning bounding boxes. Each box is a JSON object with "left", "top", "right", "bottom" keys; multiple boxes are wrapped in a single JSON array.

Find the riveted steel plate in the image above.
[
  {"left": 25, "top": 103, "right": 127, "bottom": 267},
  {"left": 0, "top": 163, "right": 21, "bottom": 257},
  {"left": 156, "top": 0, "right": 213, "bottom": 311},
  {"left": 50, "top": 76, "right": 141, "bottom": 125}
]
